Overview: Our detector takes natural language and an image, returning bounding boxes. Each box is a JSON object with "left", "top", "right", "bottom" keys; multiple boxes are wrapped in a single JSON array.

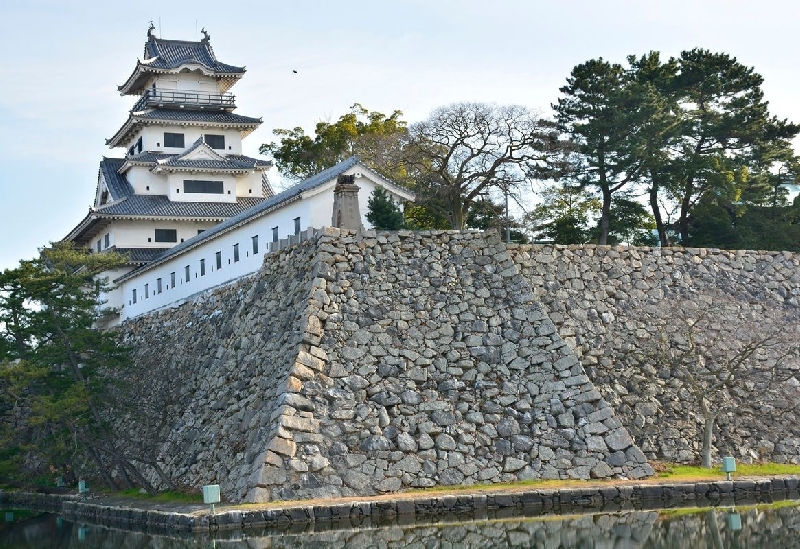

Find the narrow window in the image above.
[
  {"left": 272, "top": 226, "right": 279, "bottom": 242},
  {"left": 144, "top": 283, "right": 149, "bottom": 299},
  {"left": 215, "top": 251, "right": 222, "bottom": 270},
  {"left": 294, "top": 217, "right": 301, "bottom": 235},
  {"left": 135, "top": 136, "right": 143, "bottom": 154},
  {"left": 233, "top": 243, "right": 239, "bottom": 262},
  {"left": 170, "top": 271, "right": 176, "bottom": 289},
  {"left": 185, "top": 265, "right": 190, "bottom": 283},
  {"left": 132, "top": 288, "right": 137, "bottom": 304},
  {"left": 156, "top": 278, "right": 162, "bottom": 294},
  {"left": 200, "top": 259, "right": 206, "bottom": 276},
  {"left": 104, "top": 233, "right": 110, "bottom": 248},
  {"left": 96, "top": 240, "right": 101, "bottom": 253},
  {"left": 184, "top": 180, "right": 224, "bottom": 194},
  {"left": 204, "top": 134, "right": 225, "bottom": 149},
  {"left": 164, "top": 132, "right": 185, "bottom": 148},
  {"left": 154, "top": 229, "right": 178, "bottom": 242},
  {"left": 252, "top": 235, "right": 259, "bottom": 255}
]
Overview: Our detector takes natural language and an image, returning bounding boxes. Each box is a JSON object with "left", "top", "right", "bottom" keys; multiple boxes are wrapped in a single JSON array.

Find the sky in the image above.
[{"left": 1, "top": 0, "right": 799, "bottom": 270}]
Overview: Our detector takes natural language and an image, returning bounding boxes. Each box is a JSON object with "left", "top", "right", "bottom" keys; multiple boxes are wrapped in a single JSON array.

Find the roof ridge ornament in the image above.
[
  {"left": 147, "top": 22, "right": 156, "bottom": 41},
  {"left": 201, "top": 27, "right": 211, "bottom": 44}
]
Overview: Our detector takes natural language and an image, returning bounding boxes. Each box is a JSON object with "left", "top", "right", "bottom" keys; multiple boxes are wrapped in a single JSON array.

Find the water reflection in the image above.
[{"left": 1, "top": 501, "right": 799, "bottom": 548}]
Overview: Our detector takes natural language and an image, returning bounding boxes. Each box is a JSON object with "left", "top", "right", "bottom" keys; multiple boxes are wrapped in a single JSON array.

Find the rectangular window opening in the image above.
[
  {"left": 294, "top": 217, "right": 301, "bottom": 235},
  {"left": 154, "top": 229, "right": 178, "bottom": 243},
  {"left": 252, "top": 235, "right": 259, "bottom": 255},
  {"left": 185, "top": 265, "right": 190, "bottom": 283},
  {"left": 200, "top": 259, "right": 206, "bottom": 276},
  {"left": 164, "top": 132, "right": 185, "bottom": 148},
  {"left": 156, "top": 278, "right": 162, "bottom": 294},
  {"left": 184, "top": 180, "right": 224, "bottom": 194},
  {"left": 170, "top": 272, "right": 176, "bottom": 289},
  {"left": 204, "top": 134, "right": 225, "bottom": 149},
  {"left": 272, "top": 227, "right": 279, "bottom": 242},
  {"left": 144, "top": 283, "right": 149, "bottom": 299},
  {"left": 233, "top": 243, "right": 239, "bottom": 262},
  {"left": 132, "top": 288, "right": 137, "bottom": 304},
  {"left": 215, "top": 251, "right": 222, "bottom": 270}
]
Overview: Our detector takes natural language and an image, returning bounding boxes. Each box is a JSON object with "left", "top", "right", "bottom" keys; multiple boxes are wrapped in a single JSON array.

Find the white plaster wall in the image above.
[
  {"left": 304, "top": 173, "right": 411, "bottom": 228},
  {"left": 166, "top": 173, "right": 237, "bottom": 202},
  {"left": 125, "top": 166, "right": 169, "bottom": 195},
  {"left": 118, "top": 198, "right": 313, "bottom": 321},
  {"left": 98, "top": 266, "right": 135, "bottom": 312},
  {"left": 109, "top": 220, "right": 219, "bottom": 249},
  {"left": 138, "top": 126, "right": 243, "bottom": 155},
  {"left": 235, "top": 171, "right": 266, "bottom": 198}
]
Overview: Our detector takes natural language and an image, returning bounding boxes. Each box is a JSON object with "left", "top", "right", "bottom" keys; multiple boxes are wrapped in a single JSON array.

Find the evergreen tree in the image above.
[
  {"left": 366, "top": 186, "right": 405, "bottom": 230},
  {"left": 552, "top": 59, "right": 648, "bottom": 244},
  {"left": 0, "top": 243, "right": 157, "bottom": 491}
]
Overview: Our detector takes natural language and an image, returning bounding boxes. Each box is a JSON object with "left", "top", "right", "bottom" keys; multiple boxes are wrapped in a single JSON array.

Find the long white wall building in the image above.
[{"left": 114, "top": 158, "right": 412, "bottom": 322}]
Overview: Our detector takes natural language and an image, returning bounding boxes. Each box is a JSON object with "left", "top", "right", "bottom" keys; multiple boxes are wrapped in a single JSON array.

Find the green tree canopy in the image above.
[
  {"left": 260, "top": 103, "right": 408, "bottom": 181},
  {"left": 550, "top": 48, "right": 800, "bottom": 251},
  {"left": 524, "top": 184, "right": 601, "bottom": 244},
  {"left": 366, "top": 186, "right": 405, "bottom": 230},
  {"left": 0, "top": 243, "right": 156, "bottom": 491}
]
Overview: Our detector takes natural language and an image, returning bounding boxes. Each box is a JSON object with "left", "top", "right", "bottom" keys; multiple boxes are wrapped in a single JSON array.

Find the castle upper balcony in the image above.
[{"left": 132, "top": 89, "right": 236, "bottom": 112}]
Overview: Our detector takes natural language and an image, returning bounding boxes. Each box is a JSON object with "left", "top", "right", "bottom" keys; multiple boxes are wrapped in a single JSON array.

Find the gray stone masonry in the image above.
[
  {"left": 120, "top": 229, "right": 651, "bottom": 502},
  {"left": 509, "top": 243, "right": 800, "bottom": 465},
  {"left": 119, "top": 230, "right": 800, "bottom": 503}
]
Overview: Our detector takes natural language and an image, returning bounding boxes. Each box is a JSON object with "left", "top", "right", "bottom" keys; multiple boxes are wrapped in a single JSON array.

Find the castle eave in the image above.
[{"left": 107, "top": 110, "right": 262, "bottom": 149}]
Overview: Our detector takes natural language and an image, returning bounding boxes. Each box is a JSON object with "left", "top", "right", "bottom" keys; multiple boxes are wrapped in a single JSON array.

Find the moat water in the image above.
[{"left": 2, "top": 501, "right": 799, "bottom": 547}]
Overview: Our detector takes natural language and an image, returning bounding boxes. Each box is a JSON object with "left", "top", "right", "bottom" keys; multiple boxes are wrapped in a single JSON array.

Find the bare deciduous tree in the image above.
[
  {"left": 404, "top": 102, "right": 564, "bottom": 229},
  {"left": 630, "top": 294, "right": 800, "bottom": 467}
]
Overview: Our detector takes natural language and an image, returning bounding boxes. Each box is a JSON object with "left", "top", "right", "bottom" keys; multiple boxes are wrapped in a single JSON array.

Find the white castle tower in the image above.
[{"left": 65, "top": 25, "right": 272, "bottom": 307}]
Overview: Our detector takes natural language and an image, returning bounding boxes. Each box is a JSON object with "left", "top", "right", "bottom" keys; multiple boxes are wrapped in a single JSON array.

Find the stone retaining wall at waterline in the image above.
[
  {"left": 4, "top": 478, "right": 800, "bottom": 534},
  {"left": 119, "top": 229, "right": 800, "bottom": 502}
]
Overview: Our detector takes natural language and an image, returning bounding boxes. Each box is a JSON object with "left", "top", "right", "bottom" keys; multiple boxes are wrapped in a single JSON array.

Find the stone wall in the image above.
[
  {"left": 119, "top": 231, "right": 800, "bottom": 503},
  {"left": 510, "top": 244, "right": 800, "bottom": 464},
  {"left": 121, "top": 229, "right": 649, "bottom": 502}
]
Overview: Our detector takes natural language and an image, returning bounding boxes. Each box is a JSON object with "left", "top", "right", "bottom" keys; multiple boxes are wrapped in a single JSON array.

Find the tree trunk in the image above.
[
  {"left": 649, "top": 178, "right": 669, "bottom": 247},
  {"left": 598, "top": 184, "right": 612, "bottom": 245},
  {"left": 702, "top": 415, "right": 715, "bottom": 468},
  {"left": 679, "top": 177, "right": 693, "bottom": 245},
  {"left": 449, "top": 195, "right": 465, "bottom": 230}
]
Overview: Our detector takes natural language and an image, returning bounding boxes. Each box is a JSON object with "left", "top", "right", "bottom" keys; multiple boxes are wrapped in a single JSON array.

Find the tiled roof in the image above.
[
  {"left": 118, "top": 147, "right": 272, "bottom": 172},
  {"left": 157, "top": 156, "right": 270, "bottom": 172},
  {"left": 100, "top": 158, "right": 135, "bottom": 201},
  {"left": 118, "top": 156, "right": 363, "bottom": 279},
  {"left": 119, "top": 149, "right": 270, "bottom": 174},
  {"left": 111, "top": 247, "right": 171, "bottom": 264},
  {"left": 118, "top": 33, "right": 245, "bottom": 95},
  {"left": 107, "top": 109, "right": 262, "bottom": 148},
  {"left": 133, "top": 109, "right": 260, "bottom": 124},
  {"left": 122, "top": 152, "right": 173, "bottom": 164},
  {"left": 97, "top": 194, "right": 264, "bottom": 218},
  {"left": 142, "top": 37, "right": 244, "bottom": 74},
  {"left": 98, "top": 156, "right": 266, "bottom": 216}
]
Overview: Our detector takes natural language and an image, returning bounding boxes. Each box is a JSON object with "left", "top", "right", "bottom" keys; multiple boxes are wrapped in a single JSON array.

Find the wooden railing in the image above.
[{"left": 132, "top": 89, "right": 236, "bottom": 111}]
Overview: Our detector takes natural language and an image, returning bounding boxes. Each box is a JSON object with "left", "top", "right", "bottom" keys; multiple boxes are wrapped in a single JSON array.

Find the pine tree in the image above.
[{"left": 366, "top": 186, "right": 405, "bottom": 230}]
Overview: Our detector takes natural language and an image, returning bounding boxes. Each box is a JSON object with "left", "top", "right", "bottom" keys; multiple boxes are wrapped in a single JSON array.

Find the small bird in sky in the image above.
[{"left": 292, "top": 70, "right": 298, "bottom": 74}]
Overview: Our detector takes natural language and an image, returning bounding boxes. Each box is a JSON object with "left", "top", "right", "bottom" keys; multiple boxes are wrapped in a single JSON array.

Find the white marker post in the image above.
[{"left": 203, "top": 484, "right": 221, "bottom": 516}]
